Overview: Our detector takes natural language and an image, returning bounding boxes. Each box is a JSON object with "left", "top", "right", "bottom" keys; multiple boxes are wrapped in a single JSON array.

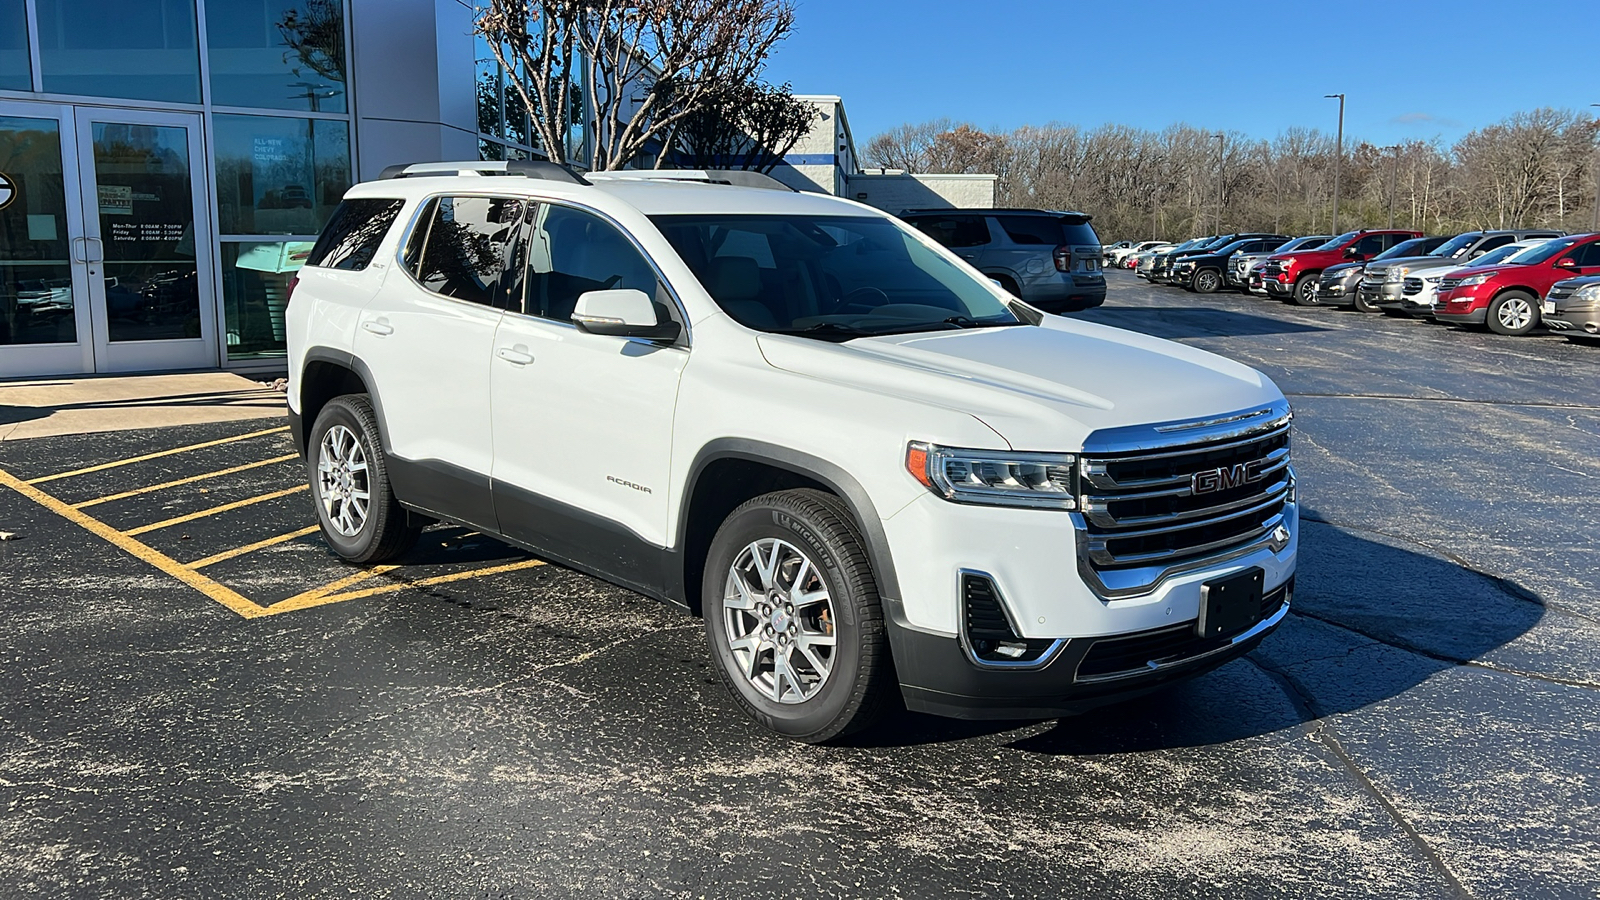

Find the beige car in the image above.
[{"left": 1542, "top": 275, "right": 1600, "bottom": 339}]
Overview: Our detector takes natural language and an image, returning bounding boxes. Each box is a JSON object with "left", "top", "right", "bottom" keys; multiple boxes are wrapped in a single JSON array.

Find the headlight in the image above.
[
  {"left": 1280, "top": 257, "right": 1296, "bottom": 268},
  {"left": 1384, "top": 266, "right": 1409, "bottom": 283},
  {"left": 907, "top": 443, "right": 1077, "bottom": 510},
  {"left": 1424, "top": 275, "right": 1442, "bottom": 283},
  {"left": 1573, "top": 284, "right": 1600, "bottom": 302},
  {"left": 1457, "top": 273, "right": 1491, "bottom": 287}
]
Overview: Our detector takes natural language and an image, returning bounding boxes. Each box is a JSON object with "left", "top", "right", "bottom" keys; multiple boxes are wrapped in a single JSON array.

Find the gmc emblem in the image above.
[{"left": 1192, "top": 460, "right": 1267, "bottom": 495}]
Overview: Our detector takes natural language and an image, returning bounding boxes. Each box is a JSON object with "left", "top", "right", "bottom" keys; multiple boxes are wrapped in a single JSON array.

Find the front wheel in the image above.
[
  {"left": 1291, "top": 274, "right": 1321, "bottom": 306},
  {"left": 1487, "top": 291, "right": 1539, "bottom": 336},
  {"left": 1192, "top": 268, "right": 1222, "bottom": 294},
  {"left": 306, "top": 394, "right": 421, "bottom": 563},
  {"left": 1352, "top": 291, "right": 1380, "bottom": 313},
  {"left": 703, "top": 489, "right": 894, "bottom": 743}
]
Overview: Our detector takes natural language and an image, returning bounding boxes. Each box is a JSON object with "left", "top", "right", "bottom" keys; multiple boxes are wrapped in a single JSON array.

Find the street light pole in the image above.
[
  {"left": 1384, "top": 144, "right": 1400, "bottom": 229},
  {"left": 1326, "top": 93, "right": 1345, "bottom": 234},
  {"left": 1591, "top": 104, "right": 1599, "bottom": 232},
  {"left": 1215, "top": 132, "right": 1226, "bottom": 232}
]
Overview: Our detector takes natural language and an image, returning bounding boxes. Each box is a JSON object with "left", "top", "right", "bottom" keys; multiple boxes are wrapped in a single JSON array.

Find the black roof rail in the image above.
[
  {"left": 377, "top": 160, "right": 591, "bottom": 186},
  {"left": 585, "top": 169, "right": 796, "bottom": 192}
]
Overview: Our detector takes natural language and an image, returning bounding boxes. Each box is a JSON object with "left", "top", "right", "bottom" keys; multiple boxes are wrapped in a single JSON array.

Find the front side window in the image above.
[
  {"left": 1567, "top": 242, "right": 1600, "bottom": 268},
  {"left": 402, "top": 196, "right": 527, "bottom": 309},
  {"left": 652, "top": 214, "right": 1023, "bottom": 339},
  {"left": 907, "top": 214, "right": 990, "bottom": 249},
  {"left": 525, "top": 204, "right": 657, "bottom": 323},
  {"left": 1353, "top": 234, "right": 1386, "bottom": 255}
]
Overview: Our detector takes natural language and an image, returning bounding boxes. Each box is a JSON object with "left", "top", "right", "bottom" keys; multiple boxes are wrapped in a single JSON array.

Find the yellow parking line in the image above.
[
  {"left": 0, "top": 466, "right": 264, "bottom": 618},
  {"left": 26, "top": 425, "right": 290, "bottom": 485},
  {"left": 189, "top": 525, "right": 320, "bottom": 569},
  {"left": 124, "top": 485, "right": 307, "bottom": 536},
  {"left": 74, "top": 453, "right": 301, "bottom": 509},
  {"left": 260, "top": 558, "right": 547, "bottom": 616}
]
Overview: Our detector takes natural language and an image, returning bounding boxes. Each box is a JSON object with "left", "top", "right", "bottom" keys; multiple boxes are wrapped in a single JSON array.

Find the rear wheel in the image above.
[
  {"left": 307, "top": 394, "right": 421, "bottom": 563},
  {"left": 1291, "top": 274, "right": 1321, "bottom": 306},
  {"left": 1487, "top": 290, "right": 1539, "bottom": 336},
  {"left": 703, "top": 489, "right": 894, "bottom": 743},
  {"left": 1192, "top": 268, "right": 1222, "bottom": 294}
]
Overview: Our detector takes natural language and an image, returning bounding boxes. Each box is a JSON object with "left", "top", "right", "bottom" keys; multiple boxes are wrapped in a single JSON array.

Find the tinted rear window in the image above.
[
  {"left": 996, "top": 215, "right": 1098, "bottom": 247},
  {"left": 307, "top": 198, "right": 405, "bottom": 271}
]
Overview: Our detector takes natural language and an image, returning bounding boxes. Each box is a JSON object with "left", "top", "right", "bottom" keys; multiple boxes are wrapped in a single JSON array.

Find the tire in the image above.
[
  {"left": 1486, "top": 290, "right": 1539, "bottom": 336},
  {"left": 1291, "top": 274, "right": 1321, "bottom": 306},
  {"left": 703, "top": 488, "right": 894, "bottom": 743},
  {"left": 306, "top": 394, "right": 422, "bottom": 563},
  {"left": 1192, "top": 268, "right": 1222, "bottom": 294},
  {"left": 1352, "top": 291, "right": 1380, "bottom": 313}
]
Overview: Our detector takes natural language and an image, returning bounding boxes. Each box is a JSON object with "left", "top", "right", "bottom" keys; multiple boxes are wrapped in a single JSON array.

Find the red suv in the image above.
[
  {"left": 1433, "top": 234, "right": 1600, "bottom": 335},
  {"left": 1261, "top": 229, "right": 1422, "bottom": 306}
]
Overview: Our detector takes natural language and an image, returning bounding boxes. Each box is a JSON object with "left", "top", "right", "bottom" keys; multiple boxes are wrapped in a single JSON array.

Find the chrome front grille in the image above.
[
  {"left": 1402, "top": 277, "right": 1423, "bottom": 295},
  {"left": 1078, "top": 410, "right": 1292, "bottom": 575}
]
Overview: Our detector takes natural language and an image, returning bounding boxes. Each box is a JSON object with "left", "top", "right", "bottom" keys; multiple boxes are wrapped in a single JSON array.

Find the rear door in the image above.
[{"left": 353, "top": 193, "right": 529, "bottom": 530}]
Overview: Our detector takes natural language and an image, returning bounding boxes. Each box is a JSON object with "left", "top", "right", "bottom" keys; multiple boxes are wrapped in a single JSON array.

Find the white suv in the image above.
[{"left": 286, "top": 161, "right": 1299, "bottom": 742}]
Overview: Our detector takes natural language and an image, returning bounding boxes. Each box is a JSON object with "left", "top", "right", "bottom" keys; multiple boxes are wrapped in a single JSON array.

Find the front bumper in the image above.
[
  {"left": 1264, "top": 276, "right": 1294, "bottom": 297},
  {"left": 1543, "top": 299, "right": 1600, "bottom": 334},
  {"left": 1433, "top": 304, "right": 1487, "bottom": 325},
  {"left": 1316, "top": 279, "right": 1354, "bottom": 302}
]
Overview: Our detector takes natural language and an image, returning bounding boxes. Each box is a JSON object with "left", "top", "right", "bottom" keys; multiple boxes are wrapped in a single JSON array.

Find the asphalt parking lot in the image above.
[{"left": 3, "top": 270, "right": 1597, "bottom": 899}]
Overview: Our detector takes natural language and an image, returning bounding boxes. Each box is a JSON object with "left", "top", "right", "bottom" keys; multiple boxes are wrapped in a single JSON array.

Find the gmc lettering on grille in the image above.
[{"left": 1191, "top": 459, "right": 1267, "bottom": 495}]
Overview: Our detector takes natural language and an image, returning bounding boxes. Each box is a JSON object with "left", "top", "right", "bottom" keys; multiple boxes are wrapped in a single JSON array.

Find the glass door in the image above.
[
  {"left": 0, "top": 102, "right": 93, "bottom": 377},
  {"left": 73, "top": 108, "right": 216, "bottom": 372}
]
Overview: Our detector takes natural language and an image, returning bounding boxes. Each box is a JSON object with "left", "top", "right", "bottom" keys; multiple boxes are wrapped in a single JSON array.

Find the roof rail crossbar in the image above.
[
  {"left": 585, "top": 169, "right": 795, "bottom": 192},
  {"left": 377, "top": 160, "right": 591, "bottom": 185}
]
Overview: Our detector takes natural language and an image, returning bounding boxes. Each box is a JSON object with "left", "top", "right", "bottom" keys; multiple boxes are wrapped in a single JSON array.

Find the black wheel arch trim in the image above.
[{"left": 297, "top": 346, "right": 392, "bottom": 455}]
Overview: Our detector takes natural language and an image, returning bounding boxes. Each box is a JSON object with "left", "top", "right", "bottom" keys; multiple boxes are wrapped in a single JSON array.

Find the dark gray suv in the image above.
[{"left": 901, "top": 208, "right": 1106, "bottom": 312}]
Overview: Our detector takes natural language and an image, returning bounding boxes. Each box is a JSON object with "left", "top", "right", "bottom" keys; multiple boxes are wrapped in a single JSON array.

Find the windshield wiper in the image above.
[{"left": 942, "top": 315, "right": 1025, "bottom": 329}]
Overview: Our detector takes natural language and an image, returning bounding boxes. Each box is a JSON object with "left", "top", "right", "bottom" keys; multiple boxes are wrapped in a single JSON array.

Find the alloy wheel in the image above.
[
  {"left": 316, "top": 424, "right": 371, "bottom": 537},
  {"left": 1196, "top": 271, "right": 1220, "bottom": 293},
  {"left": 722, "top": 538, "right": 837, "bottom": 704},
  {"left": 1498, "top": 298, "right": 1533, "bottom": 331}
]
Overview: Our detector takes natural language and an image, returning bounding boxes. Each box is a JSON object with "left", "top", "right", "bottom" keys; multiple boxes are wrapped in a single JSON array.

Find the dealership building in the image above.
[{"left": 0, "top": 1, "right": 991, "bottom": 379}]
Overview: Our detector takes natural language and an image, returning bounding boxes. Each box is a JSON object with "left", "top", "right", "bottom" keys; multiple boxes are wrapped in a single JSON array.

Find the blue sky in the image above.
[{"left": 765, "top": 0, "right": 1600, "bottom": 148}]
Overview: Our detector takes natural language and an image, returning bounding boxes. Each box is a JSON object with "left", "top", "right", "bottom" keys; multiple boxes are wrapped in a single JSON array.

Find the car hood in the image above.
[
  {"left": 1367, "top": 254, "right": 1458, "bottom": 272},
  {"left": 1323, "top": 262, "right": 1362, "bottom": 276},
  {"left": 1446, "top": 263, "right": 1523, "bottom": 280},
  {"left": 755, "top": 319, "right": 1278, "bottom": 450},
  {"left": 1405, "top": 258, "right": 1474, "bottom": 276}
]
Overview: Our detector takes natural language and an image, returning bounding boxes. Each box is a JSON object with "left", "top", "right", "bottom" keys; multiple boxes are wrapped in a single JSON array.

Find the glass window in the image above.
[
  {"left": 996, "top": 216, "right": 1060, "bottom": 246},
  {"left": 1506, "top": 238, "right": 1577, "bottom": 266},
  {"left": 37, "top": 0, "right": 201, "bottom": 103},
  {"left": 1567, "top": 241, "right": 1600, "bottom": 268},
  {"left": 306, "top": 197, "right": 402, "bottom": 270},
  {"left": 1352, "top": 234, "right": 1386, "bottom": 255},
  {"left": 214, "top": 113, "right": 350, "bottom": 235},
  {"left": 206, "top": 0, "right": 346, "bottom": 112},
  {"left": 403, "top": 196, "right": 527, "bottom": 309},
  {"left": 1, "top": 117, "right": 76, "bottom": 346},
  {"left": 221, "top": 240, "right": 310, "bottom": 359},
  {"left": 652, "top": 214, "right": 1022, "bottom": 338},
  {"left": 906, "top": 214, "right": 990, "bottom": 249},
  {"left": 526, "top": 204, "right": 655, "bottom": 322},
  {"left": 1, "top": 0, "right": 29, "bottom": 90},
  {"left": 1472, "top": 235, "right": 1513, "bottom": 257}
]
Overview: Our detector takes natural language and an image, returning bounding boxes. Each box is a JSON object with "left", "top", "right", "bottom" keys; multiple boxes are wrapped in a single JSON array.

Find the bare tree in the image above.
[
  {"left": 669, "top": 80, "right": 815, "bottom": 173},
  {"left": 476, "top": 0, "right": 796, "bottom": 170},
  {"left": 861, "top": 119, "right": 950, "bottom": 172}
]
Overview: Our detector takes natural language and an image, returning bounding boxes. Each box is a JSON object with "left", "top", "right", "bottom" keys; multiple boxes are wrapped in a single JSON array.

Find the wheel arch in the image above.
[
  {"left": 674, "top": 440, "right": 902, "bottom": 618},
  {"left": 296, "top": 347, "right": 390, "bottom": 455}
]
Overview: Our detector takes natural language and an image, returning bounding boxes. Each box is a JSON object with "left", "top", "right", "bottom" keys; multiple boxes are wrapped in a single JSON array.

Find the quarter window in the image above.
[
  {"left": 306, "top": 198, "right": 402, "bottom": 271},
  {"left": 995, "top": 216, "right": 1060, "bottom": 246},
  {"left": 402, "top": 196, "right": 528, "bottom": 309},
  {"left": 525, "top": 204, "right": 657, "bottom": 323}
]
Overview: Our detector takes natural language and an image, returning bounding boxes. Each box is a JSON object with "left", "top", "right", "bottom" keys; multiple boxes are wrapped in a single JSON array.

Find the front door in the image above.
[{"left": 72, "top": 108, "right": 216, "bottom": 372}]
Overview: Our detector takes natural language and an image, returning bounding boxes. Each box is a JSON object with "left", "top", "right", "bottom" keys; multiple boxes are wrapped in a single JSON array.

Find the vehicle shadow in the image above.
[
  {"left": 856, "top": 513, "right": 1544, "bottom": 752},
  {"left": 1067, "top": 306, "right": 1333, "bottom": 339}
]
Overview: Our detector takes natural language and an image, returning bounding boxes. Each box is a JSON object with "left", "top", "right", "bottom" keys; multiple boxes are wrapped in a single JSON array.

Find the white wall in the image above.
[{"left": 846, "top": 173, "right": 997, "bottom": 214}]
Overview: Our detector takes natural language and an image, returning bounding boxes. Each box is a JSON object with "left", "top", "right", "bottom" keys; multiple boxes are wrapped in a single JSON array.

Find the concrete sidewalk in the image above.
[{"left": 0, "top": 372, "right": 286, "bottom": 441}]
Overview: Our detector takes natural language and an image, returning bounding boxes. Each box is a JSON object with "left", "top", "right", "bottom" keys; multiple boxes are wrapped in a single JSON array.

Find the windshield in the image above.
[
  {"left": 1430, "top": 232, "right": 1482, "bottom": 258},
  {"left": 1471, "top": 243, "right": 1535, "bottom": 267},
  {"left": 1502, "top": 238, "right": 1576, "bottom": 266},
  {"left": 651, "top": 214, "right": 1023, "bottom": 339},
  {"left": 1312, "top": 231, "right": 1361, "bottom": 251},
  {"left": 1375, "top": 238, "right": 1433, "bottom": 260}
]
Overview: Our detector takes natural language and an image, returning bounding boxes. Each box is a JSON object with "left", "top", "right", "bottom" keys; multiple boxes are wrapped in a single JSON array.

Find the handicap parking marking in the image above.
[{"left": 24, "top": 425, "right": 290, "bottom": 485}]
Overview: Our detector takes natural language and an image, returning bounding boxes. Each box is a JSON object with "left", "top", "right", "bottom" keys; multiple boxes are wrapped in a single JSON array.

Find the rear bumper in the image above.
[
  {"left": 1029, "top": 280, "right": 1107, "bottom": 312},
  {"left": 892, "top": 585, "right": 1292, "bottom": 720}
]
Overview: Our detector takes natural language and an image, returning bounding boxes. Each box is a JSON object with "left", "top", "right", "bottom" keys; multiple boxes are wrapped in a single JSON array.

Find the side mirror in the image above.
[
  {"left": 1342, "top": 246, "right": 1361, "bottom": 259},
  {"left": 1469, "top": 248, "right": 1486, "bottom": 258},
  {"left": 572, "top": 288, "right": 681, "bottom": 341},
  {"left": 1555, "top": 257, "right": 1578, "bottom": 269}
]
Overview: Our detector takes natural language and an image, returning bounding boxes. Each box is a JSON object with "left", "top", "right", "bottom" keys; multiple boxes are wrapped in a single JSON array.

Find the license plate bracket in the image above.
[{"left": 1197, "top": 567, "right": 1265, "bottom": 639}]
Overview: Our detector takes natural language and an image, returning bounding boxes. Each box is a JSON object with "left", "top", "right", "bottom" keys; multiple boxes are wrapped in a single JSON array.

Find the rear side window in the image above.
[
  {"left": 401, "top": 195, "right": 528, "bottom": 309},
  {"left": 1569, "top": 242, "right": 1600, "bottom": 267},
  {"left": 996, "top": 216, "right": 1060, "bottom": 245},
  {"left": 907, "top": 214, "right": 990, "bottom": 248},
  {"left": 306, "top": 198, "right": 404, "bottom": 271}
]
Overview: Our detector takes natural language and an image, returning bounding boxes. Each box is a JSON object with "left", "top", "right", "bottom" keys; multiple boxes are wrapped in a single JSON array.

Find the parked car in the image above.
[
  {"left": 1111, "top": 240, "right": 1171, "bottom": 266},
  {"left": 1392, "top": 240, "right": 1549, "bottom": 318},
  {"left": 286, "top": 161, "right": 1300, "bottom": 741},
  {"left": 1434, "top": 233, "right": 1600, "bottom": 335},
  {"left": 1541, "top": 275, "right": 1600, "bottom": 340},
  {"left": 1362, "top": 229, "right": 1564, "bottom": 314},
  {"left": 1171, "top": 235, "right": 1289, "bottom": 293},
  {"left": 1123, "top": 243, "right": 1174, "bottom": 268},
  {"left": 1152, "top": 235, "right": 1280, "bottom": 285},
  {"left": 1235, "top": 236, "right": 1331, "bottom": 293},
  {"left": 1101, "top": 240, "right": 1135, "bottom": 262},
  {"left": 903, "top": 208, "right": 1107, "bottom": 312},
  {"left": 1260, "top": 230, "right": 1422, "bottom": 305},
  {"left": 1141, "top": 237, "right": 1213, "bottom": 281},
  {"left": 1316, "top": 236, "right": 1452, "bottom": 309}
]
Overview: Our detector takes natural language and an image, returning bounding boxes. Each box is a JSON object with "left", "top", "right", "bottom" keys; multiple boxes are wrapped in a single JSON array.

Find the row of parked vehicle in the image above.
[{"left": 1100, "top": 230, "right": 1600, "bottom": 338}]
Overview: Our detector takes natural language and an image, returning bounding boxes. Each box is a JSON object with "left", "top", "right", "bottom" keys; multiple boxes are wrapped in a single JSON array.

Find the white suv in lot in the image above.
[{"left": 286, "top": 161, "right": 1298, "bottom": 742}]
